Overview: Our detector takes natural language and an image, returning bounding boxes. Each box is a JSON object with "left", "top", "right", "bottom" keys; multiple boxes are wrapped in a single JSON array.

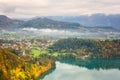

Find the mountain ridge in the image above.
[
  {"left": 47, "top": 13, "right": 120, "bottom": 30},
  {"left": 0, "top": 15, "right": 23, "bottom": 30},
  {"left": 0, "top": 14, "right": 119, "bottom": 31},
  {"left": 19, "top": 17, "right": 81, "bottom": 29},
  {"left": 0, "top": 15, "right": 81, "bottom": 30}
]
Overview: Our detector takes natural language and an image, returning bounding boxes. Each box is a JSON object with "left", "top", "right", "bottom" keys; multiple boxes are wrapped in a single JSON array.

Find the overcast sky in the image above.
[{"left": 0, "top": 0, "right": 120, "bottom": 18}]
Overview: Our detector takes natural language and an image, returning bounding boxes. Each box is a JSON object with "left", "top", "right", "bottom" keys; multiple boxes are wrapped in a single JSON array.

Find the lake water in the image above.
[{"left": 39, "top": 59, "right": 120, "bottom": 80}]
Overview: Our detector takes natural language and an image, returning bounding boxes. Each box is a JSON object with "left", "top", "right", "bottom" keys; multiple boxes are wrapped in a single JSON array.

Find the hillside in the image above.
[
  {"left": 0, "top": 49, "right": 54, "bottom": 80},
  {"left": 49, "top": 38, "right": 120, "bottom": 59},
  {"left": 0, "top": 15, "right": 81, "bottom": 30},
  {"left": 0, "top": 14, "right": 119, "bottom": 31},
  {"left": 47, "top": 14, "right": 120, "bottom": 30},
  {"left": 0, "top": 15, "right": 23, "bottom": 30},
  {"left": 0, "top": 49, "right": 25, "bottom": 80},
  {"left": 19, "top": 18, "right": 80, "bottom": 29}
]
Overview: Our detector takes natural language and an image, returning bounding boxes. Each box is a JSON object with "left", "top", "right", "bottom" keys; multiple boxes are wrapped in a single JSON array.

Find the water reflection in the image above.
[
  {"left": 60, "top": 59, "right": 120, "bottom": 70},
  {"left": 39, "top": 59, "right": 120, "bottom": 80}
]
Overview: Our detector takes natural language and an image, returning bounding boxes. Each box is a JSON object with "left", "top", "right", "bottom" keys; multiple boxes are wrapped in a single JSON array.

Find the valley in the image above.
[{"left": 0, "top": 15, "right": 120, "bottom": 80}]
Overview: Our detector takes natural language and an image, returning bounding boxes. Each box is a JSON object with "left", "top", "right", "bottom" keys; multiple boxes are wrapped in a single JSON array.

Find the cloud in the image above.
[
  {"left": 0, "top": 0, "right": 120, "bottom": 18},
  {"left": 0, "top": 3, "right": 16, "bottom": 13},
  {"left": 21, "top": 28, "right": 81, "bottom": 37},
  {"left": 22, "top": 28, "right": 79, "bottom": 35}
]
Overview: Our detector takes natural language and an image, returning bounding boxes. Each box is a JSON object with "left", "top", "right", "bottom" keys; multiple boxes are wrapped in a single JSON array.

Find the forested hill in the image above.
[
  {"left": 0, "top": 15, "right": 81, "bottom": 30},
  {"left": 0, "top": 49, "right": 53, "bottom": 80},
  {"left": 49, "top": 38, "right": 120, "bottom": 59},
  {"left": 0, "top": 15, "right": 23, "bottom": 30},
  {"left": 19, "top": 18, "right": 80, "bottom": 29},
  {"left": 0, "top": 49, "right": 25, "bottom": 80},
  {"left": 47, "top": 14, "right": 120, "bottom": 30}
]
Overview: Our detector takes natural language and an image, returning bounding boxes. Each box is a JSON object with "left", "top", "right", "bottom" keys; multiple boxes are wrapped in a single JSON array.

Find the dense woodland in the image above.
[
  {"left": 49, "top": 38, "right": 120, "bottom": 59},
  {"left": 0, "top": 49, "right": 54, "bottom": 80}
]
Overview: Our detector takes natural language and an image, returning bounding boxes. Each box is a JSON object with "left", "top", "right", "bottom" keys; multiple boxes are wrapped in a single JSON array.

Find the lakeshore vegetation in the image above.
[{"left": 0, "top": 38, "right": 120, "bottom": 80}]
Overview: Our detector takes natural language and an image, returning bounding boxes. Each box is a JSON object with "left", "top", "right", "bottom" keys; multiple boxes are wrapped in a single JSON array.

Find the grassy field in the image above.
[{"left": 31, "top": 47, "right": 49, "bottom": 57}]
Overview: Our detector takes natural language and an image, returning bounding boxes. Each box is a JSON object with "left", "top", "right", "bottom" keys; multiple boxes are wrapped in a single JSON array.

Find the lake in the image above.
[{"left": 39, "top": 59, "right": 120, "bottom": 80}]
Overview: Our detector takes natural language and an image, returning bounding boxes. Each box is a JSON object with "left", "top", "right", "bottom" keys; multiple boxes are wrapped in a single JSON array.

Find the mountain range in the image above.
[
  {"left": 19, "top": 18, "right": 80, "bottom": 29},
  {"left": 47, "top": 13, "right": 120, "bottom": 30},
  {"left": 0, "top": 15, "right": 80, "bottom": 30},
  {"left": 0, "top": 14, "right": 120, "bottom": 30}
]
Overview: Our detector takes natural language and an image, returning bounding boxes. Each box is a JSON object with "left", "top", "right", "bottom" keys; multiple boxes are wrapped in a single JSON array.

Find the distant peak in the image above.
[{"left": 0, "top": 15, "right": 8, "bottom": 18}]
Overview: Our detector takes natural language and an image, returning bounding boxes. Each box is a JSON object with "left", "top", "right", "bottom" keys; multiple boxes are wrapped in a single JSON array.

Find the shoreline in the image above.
[{"left": 36, "top": 61, "right": 55, "bottom": 80}]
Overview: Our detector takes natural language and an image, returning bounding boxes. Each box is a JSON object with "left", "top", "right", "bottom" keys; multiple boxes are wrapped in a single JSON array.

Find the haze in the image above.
[{"left": 0, "top": 0, "right": 120, "bottom": 18}]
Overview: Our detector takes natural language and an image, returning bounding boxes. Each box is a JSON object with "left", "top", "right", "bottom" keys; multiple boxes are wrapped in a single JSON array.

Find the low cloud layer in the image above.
[
  {"left": 0, "top": 0, "right": 120, "bottom": 18},
  {"left": 22, "top": 28, "right": 79, "bottom": 36},
  {"left": 21, "top": 28, "right": 120, "bottom": 39}
]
